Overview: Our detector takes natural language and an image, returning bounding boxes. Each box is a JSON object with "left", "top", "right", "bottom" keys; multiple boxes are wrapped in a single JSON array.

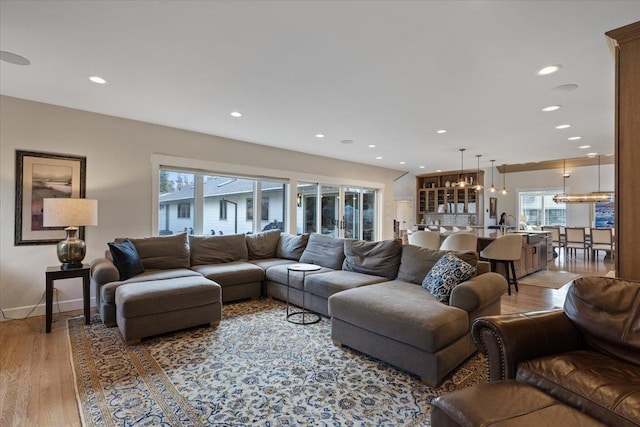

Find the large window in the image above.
[
  {"left": 159, "top": 172, "right": 195, "bottom": 234},
  {"left": 518, "top": 189, "right": 566, "bottom": 226}
]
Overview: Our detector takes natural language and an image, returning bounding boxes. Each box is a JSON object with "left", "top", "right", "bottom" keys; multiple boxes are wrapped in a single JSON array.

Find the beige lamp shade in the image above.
[{"left": 43, "top": 198, "right": 98, "bottom": 227}]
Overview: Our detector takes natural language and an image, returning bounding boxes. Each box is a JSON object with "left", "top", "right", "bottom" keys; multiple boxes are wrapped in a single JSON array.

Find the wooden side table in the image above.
[{"left": 45, "top": 264, "right": 91, "bottom": 333}]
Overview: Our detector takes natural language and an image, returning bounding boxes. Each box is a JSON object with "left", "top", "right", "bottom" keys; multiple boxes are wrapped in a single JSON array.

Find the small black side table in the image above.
[
  {"left": 45, "top": 264, "right": 91, "bottom": 333},
  {"left": 286, "top": 263, "right": 321, "bottom": 325}
]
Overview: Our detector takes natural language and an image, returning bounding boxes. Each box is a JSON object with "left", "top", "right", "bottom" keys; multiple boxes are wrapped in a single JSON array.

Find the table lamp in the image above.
[{"left": 43, "top": 198, "right": 98, "bottom": 270}]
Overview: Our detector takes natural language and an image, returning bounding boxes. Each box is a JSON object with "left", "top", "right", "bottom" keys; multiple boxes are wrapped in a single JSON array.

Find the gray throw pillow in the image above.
[
  {"left": 276, "top": 233, "right": 309, "bottom": 260},
  {"left": 422, "top": 252, "right": 477, "bottom": 303},
  {"left": 246, "top": 229, "right": 281, "bottom": 259},
  {"left": 299, "top": 233, "right": 345, "bottom": 270},
  {"left": 398, "top": 246, "right": 478, "bottom": 285},
  {"left": 342, "top": 238, "right": 403, "bottom": 280},
  {"left": 129, "top": 232, "right": 190, "bottom": 270}
]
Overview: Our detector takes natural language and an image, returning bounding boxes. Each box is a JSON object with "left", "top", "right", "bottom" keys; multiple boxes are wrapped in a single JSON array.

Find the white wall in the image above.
[{"left": 0, "top": 96, "right": 401, "bottom": 318}]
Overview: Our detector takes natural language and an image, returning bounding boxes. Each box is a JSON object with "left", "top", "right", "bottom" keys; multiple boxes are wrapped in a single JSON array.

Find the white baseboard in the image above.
[{"left": 0, "top": 297, "right": 96, "bottom": 322}]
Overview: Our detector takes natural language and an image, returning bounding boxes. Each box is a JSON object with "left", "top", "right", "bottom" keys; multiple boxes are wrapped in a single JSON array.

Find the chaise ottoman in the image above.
[
  {"left": 115, "top": 276, "right": 222, "bottom": 344},
  {"left": 431, "top": 380, "right": 605, "bottom": 426}
]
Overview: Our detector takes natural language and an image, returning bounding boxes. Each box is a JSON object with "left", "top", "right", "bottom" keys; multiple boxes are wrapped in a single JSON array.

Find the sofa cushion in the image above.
[
  {"left": 564, "top": 276, "right": 640, "bottom": 366},
  {"left": 422, "top": 253, "right": 477, "bottom": 303},
  {"left": 100, "top": 268, "right": 201, "bottom": 305},
  {"left": 342, "top": 238, "right": 402, "bottom": 280},
  {"left": 517, "top": 350, "right": 640, "bottom": 427},
  {"left": 246, "top": 229, "right": 281, "bottom": 260},
  {"left": 108, "top": 238, "right": 144, "bottom": 280},
  {"left": 305, "top": 270, "right": 388, "bottom": 299},
  {"left": 276, "top": 233, "right": 309, "bottom": 260},
  {"left": 129, "top": 232, "right": 190, "bottom": 270},
  {"left": 328, "top": 281, "right": 469, "bottom": 353},
  {"left": 249, "top": 258, "right": 296, "bottom": 270},
  {"left": 189, "top": 234, "right": 248, "bottom": 265},
  {"left": 191, "top": 260, "right": 264, "bottom": 286},
  {"left": 265, "top": 263, "right": 332, "bottom": 290},
  {"left": 299, "top": 233, "right": 346, "bottom": 270},
  {"left": 397, "top": 245, "right": 478, "bottom": 285}
]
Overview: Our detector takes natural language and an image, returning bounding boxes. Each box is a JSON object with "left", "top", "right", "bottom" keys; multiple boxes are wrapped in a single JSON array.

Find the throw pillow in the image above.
[
  {"left": 276, "top": 233, "right": 309, "bottom": 260},
  {"left": 246, "top": 229, "right": 281, "bottom": 259},
  {"left": 108, "top": 239, "right": 144, "bottom": 281},
  {"left": 299, "top": 233, "right": 346, "bottom": 270},
  {"left": 422, "top": 252, "right": 477, "bottom": 303}
]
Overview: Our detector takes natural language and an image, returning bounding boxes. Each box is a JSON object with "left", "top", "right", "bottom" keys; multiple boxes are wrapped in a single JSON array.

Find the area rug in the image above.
[
  {"left": 518, "top": 270, "right": 580, "bottom": 289},
  {"left": 67, "top": 298, "right": 488, "bottom": 426}
]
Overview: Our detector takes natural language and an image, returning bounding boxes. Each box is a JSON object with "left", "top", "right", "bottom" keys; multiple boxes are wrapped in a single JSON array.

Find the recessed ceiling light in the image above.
[
  {"left": 375, "top": 156, "right": 383, "bottom": 160},
  {"left": 419, "top": 165, "right": 425, "bottom": 169},
  {"left": 340, "top": 139, "right": 354, "bottom": 144},
  {"left": 315, "top": 134, "right": 325, "bottom": 138},
  {"left": 568, "top": 136, "right": 582, "bottom": 141},
  {"left": 368, "top": 144, "right": 376, "bottom": 148},
  {"left": 436, "top": 169, "right": 442, "bottom": 172},
  {"left": 436, "top": 129, "right": 447, "bottom": 134},
  {"left": 542, "top": 105, "right": 561, "bottom": 112},
  {"left": 587, "top": 152, "right": 598, "bottom": 157},
  {"left": 555, "top": 124, "right": 571, "bottom": 129},
  {"left": 0, "top": 50, "right": 30, "bottom": 65},
  {"left": 230, "top": 111, "right": 243, "bottom": 117},
  {"left": 537, "top": 64, "right": 561, "bottom": 75},
  {"left": 399, "top": 161, "right": 406, "bottom": 165},
  {"left": 89, "top": 76, "right": 107, "bottom": 84},
  {"left": 579, "top": 145, "right": 591, "bottom": 149}
]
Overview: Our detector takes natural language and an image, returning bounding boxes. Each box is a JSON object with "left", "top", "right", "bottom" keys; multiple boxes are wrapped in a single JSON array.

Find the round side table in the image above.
[{"left": 286, "top": 263, "right": 321, "bottom": 325}]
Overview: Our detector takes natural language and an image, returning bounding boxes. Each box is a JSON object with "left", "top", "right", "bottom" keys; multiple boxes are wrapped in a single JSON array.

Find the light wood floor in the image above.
[{"left": 0, "top": 250, "right": 614, "bottom": 426}]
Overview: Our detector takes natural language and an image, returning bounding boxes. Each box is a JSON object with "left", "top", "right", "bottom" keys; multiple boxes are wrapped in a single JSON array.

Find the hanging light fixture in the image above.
[
  {"left": 500, "top": 164, "right": 508, "bottom": 194},
  {"left": 489, "top": 159, "right": 496, "bottom": 193},
  {"left": 458, "top": 148, "right": 467, "bottom": 188},
  {"left": 475, "top": 154, "right": 483, "bottom": 191},
  {"left": 553, "top": 156, "right": 613, "bottom": 203}
]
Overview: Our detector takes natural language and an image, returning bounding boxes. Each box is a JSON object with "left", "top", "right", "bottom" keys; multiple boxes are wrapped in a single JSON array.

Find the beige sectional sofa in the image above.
[{"left": 91, "top": 229, "right": 506, "bottom": 383}]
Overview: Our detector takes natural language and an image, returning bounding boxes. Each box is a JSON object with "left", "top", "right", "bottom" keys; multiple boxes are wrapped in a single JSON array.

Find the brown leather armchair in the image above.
[{"left": 471, "top": 276, "right": 640, "bottom": 427}]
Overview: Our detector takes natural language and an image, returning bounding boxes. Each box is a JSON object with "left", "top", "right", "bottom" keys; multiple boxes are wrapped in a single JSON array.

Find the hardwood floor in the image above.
[{"left": 0, "top": 251, "right": 614, "bottom": 426}]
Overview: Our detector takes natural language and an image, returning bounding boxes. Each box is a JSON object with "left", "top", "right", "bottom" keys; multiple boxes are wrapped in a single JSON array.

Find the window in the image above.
[
  {"left": 246, "top": 197, "right": 269, "bottom": 221},
  {"left": 178, "top": 203, "right": 191, "bottom": 218},
  {"left": 518, "top": 189, "right": 566, "bottom": 226},
  {"left": 219, "top": 200, "right": 227, "bottom": 220}
]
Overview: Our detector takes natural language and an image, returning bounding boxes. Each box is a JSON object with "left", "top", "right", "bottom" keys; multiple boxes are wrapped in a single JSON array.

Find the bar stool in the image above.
[
  {"left": 440, "top": 233, "right": 478, "bottom": 252},
  {"left": 408, "top": 230, "right": 441, "bottom": 249},
  {"left": 480, "top": 234, "right": 523, "bottom": 295}
]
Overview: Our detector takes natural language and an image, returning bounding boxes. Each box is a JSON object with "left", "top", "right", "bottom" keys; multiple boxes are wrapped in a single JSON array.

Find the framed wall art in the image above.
[
  {"left": 489, "top": 197, "right": 497, "bottom": 219},
  {"left": 14, "top": 150, "right": 86, "bottom": 245}
]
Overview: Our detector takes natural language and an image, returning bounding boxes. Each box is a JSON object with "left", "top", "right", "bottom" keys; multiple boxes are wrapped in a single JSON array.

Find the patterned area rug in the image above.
[
  {"left": 518, "top": 270, "right": 580, "bottom": 289},
  {"left": 67, "top": 298, "right": 488, "bottom": 426}
]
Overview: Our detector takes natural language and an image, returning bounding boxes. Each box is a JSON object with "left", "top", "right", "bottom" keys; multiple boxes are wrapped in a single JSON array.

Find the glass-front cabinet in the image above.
[{"left": 416, "top": 171, "right": 484, "bottom": 222}]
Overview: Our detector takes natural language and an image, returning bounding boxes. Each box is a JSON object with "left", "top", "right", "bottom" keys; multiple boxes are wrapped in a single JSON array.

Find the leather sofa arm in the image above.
[
  {"left": 90, "top": 258, "right": 120, "bottom": 286},
  {"left": 471, "top": 310, "right": 584, "bottom": 381},
  {"left": 450, "top": 272, "right": 506, "bottom": 313}
]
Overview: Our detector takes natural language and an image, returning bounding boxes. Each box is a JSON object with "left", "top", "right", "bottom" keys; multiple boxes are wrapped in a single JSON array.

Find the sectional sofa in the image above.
[{"left": 91, "top": 229, "right": 506, "bottom": 384}]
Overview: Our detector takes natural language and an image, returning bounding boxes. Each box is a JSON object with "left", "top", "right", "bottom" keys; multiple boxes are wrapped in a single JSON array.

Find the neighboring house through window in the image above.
[
  {"left": 177, "top": 203, "right": 190, "bottom": 218},
  {"left": 219, "top": 200, "right": 227, "bottom": 220},
  {"left": 246, "top": 197, "right": 269, "bottom": 221}
]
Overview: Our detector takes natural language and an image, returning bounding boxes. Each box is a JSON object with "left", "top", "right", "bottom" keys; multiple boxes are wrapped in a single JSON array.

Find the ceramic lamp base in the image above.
[{"left": 57, "top": 226, "right": 86, "bottom": 269}]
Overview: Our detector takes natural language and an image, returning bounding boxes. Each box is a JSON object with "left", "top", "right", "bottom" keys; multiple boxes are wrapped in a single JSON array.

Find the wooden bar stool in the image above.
[{"left": 480, "top": 234, "right": 523, "bottom": 295}]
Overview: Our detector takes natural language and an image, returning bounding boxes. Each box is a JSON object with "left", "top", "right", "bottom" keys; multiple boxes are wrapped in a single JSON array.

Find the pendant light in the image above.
[
  {"left": 475, "top": 154, "right": 483, "bottom": 191},
  {"left": 458, "top": 148, "right": 466, "bottom": 188},
  {"left": 500, "top": 163, "right": 508, "bottom": 195},
  {"left": 489, "top": 159, "right": 496, "bottom": 193},
  {"left": 553, "top": 156, "right": 613, "bottom": 203}
]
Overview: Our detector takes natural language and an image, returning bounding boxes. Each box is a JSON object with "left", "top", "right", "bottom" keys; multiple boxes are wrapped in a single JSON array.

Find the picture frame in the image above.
[
  {"left": 14, "top": 150, "right": 86, "bottom": 245},
  {"left": 489, "top": 197, "right": 497, "bottom": 219}
]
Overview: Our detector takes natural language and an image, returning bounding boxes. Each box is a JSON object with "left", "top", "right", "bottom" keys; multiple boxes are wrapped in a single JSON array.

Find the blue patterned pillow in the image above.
[{"left": 422, "top": 252, "right": 477, "bottom": 303}]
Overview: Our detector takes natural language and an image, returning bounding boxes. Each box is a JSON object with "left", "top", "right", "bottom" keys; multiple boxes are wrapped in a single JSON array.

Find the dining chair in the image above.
[
  {"left": 542, "top": 226, "right": 563, "bottom": 255},
  {"left": 565, "top": 227, "right": 591, "bottom": 260},
  {"left": 440, "top": 233, "right": 478, "bottom": 252},
  {"left": 590, "top": 228, "right": 614, "bottom": 261},
  {"left": 408, "top": 230, "right": 441, "bottom": 250},
  {"left": 479, "top": 234, "right": 523, "bottom": 295}
]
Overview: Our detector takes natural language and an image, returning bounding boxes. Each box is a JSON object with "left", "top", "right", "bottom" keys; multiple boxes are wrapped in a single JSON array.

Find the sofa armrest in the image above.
[
  {"left": 476, "top": 260, "right": 490, "bottom": 275},
  {"left": 90, "top": 258, "right": 120, "bottom": 286},
  {"left": 471, "top": 310, "right": 584, "bottom": 381},
  {"left": 450, "top": 272, "right": 506, "bottom": 313}
]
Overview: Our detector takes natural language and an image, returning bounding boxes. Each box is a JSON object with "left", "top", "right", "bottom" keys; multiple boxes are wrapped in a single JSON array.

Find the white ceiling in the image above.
[{"left": 2, "top": 1, "right": 639, "bottom": 175}]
